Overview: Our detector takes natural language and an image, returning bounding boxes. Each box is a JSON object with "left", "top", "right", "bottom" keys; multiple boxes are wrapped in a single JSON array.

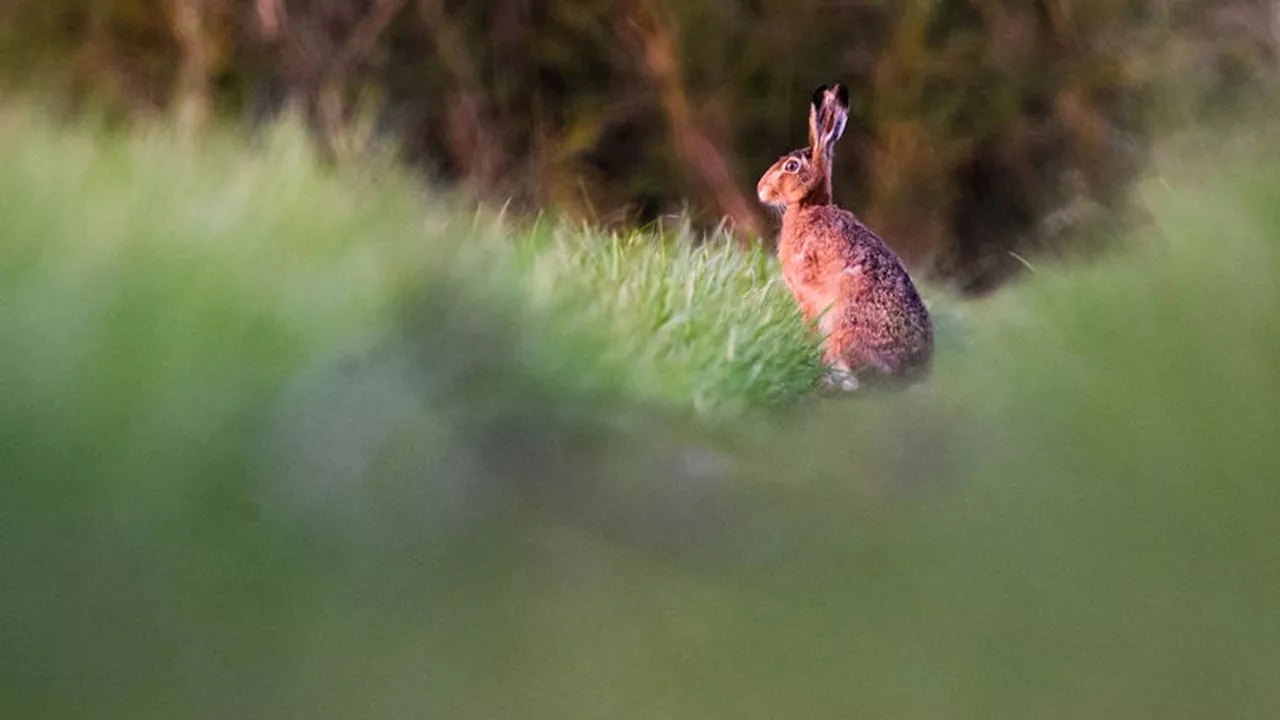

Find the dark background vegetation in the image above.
[{"left": 4, "top": 0, "right": 1277, "bottom": 291}]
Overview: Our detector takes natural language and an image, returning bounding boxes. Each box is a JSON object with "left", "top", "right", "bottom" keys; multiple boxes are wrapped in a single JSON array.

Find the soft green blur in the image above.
[{"left": 2, "top": 110, "right": 1278, "bottom": 719}]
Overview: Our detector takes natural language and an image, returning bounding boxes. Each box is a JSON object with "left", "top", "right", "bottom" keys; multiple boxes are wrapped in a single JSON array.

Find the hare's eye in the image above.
[{"left": 783, "top": 159, "right": 800, "bottom": 173}]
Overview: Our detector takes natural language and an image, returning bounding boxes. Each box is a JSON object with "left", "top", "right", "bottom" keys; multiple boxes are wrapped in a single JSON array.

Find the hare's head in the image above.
[{"left": 757, "top": 82, "right": 849, "bottom": 211}]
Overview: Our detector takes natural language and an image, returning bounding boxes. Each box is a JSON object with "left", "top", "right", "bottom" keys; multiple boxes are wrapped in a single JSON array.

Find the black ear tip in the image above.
[
  {"left": 811, "top": 84, "right": 828, "bottom": 110},
  {"left": 811, "top": 82, "right": 850, "bottom": 110}
]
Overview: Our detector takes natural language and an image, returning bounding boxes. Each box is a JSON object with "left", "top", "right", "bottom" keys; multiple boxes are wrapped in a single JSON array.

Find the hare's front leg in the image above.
[
  {"left": 819, "top": 360, "right": 859, "bottom": 393},
  {"left": 818, "top": 316, "right": 859, "bottom": 393}
]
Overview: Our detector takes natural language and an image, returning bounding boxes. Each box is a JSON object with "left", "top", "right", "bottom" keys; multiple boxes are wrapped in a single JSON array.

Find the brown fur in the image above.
[{"left": 757, "top": 83, "right": 933, "bottom": 384}]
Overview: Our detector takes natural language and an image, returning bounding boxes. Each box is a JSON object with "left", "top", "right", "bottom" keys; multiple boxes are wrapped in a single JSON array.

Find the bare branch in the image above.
[
  {"left": 256, "top": 0, "right": 280, "bottom": 40},
  {"left": 170, "top": 0, "right": 211, "bottom": 140},
  {"left": 417, "top": 0, "right": 504, "bottom": 192},
  {"left": 330, "top": 0, "right": 407, "bottom": 80},
  {"left": 623, "top": 0, "right": 763, "bottom": 242}
]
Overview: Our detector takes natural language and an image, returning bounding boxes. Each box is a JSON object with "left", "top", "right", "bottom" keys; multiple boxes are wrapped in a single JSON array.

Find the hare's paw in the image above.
[{"left": 818, "top": 368, "right": 859, "bottom": 395}]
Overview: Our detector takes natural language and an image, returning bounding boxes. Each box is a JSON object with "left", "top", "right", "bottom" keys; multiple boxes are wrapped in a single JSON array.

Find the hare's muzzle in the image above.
[{"left": 756, "top": 176, "right": 775, "bottom": 205}]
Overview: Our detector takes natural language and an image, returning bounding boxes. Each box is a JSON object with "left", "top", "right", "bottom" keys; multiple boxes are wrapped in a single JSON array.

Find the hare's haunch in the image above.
[{"left": 757, "top": 83, "right": 933, "bottom": 387}]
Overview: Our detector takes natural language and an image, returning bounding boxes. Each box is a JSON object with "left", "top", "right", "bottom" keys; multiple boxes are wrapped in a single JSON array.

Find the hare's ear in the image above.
[
  {"left": 817, "top": 82, "right": 849, "bottom": 150},
  {"left": 808, "top": 85, "right": 825, "bottom": 150}
]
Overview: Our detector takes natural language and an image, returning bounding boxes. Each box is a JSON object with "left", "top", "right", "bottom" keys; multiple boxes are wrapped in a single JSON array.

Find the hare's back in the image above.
[
  {"left": 820, "top": 206, "right": 933, "bottom": 337},
  {"left": 805, "top": 207, "right": 918, "bottom": 285}
]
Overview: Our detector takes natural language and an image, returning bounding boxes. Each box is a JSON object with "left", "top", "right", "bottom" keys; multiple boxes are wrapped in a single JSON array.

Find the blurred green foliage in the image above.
[
  {"left": 2, "top": 0, "right": 1276, "bottom": 290},
  {"left": 2, "top": 101, "right": 1279, "bottom": 718}
]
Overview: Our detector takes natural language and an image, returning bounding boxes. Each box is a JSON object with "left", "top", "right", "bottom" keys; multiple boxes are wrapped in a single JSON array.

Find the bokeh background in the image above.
[{"left": 5, "top": 0, "right": 1277, "bottom": 290}]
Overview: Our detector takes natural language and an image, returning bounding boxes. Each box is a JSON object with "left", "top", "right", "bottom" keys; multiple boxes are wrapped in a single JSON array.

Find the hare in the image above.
[{"left": 757, "top": 82, "right": 933, "bottom": 390}]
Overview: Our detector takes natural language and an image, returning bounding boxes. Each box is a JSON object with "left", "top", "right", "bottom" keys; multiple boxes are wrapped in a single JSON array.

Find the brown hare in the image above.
[{"left": 757, "top": 82, "right": 933, "bottom": 390}]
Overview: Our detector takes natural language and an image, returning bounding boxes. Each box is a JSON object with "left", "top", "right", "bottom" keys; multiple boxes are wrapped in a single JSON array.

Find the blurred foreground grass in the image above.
[{"left": 2, "top": 109, "right": 1278, "bottom": 718}]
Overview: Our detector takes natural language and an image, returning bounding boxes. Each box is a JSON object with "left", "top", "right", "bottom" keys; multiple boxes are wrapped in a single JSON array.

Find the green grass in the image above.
[
  {"left": 2, "top": 107, "right": 1279, "bottom": 719},
  {"left": 504, "top": 219, "right": 826, "bottom": 413}
]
